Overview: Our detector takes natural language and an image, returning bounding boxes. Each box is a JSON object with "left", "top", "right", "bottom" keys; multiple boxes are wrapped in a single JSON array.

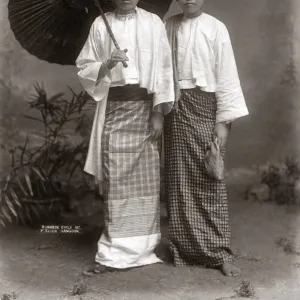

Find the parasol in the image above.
[{"left": 8, "top": 0, "right": 173, "bottom": 66}]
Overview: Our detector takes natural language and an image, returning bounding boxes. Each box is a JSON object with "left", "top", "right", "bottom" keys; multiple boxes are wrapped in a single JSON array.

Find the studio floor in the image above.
[{"left": 1, "top": 186, "right": 300, "bottom": 300}]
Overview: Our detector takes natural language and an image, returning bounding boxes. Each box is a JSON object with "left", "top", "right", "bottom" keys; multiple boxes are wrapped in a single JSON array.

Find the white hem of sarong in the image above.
[{"left": 95, "top": 233, "right": 162, "bottom": 269}]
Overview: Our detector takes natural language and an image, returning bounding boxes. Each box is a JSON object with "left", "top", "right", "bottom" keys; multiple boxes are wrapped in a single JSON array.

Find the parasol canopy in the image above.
[{"left": 8, "top": 0, "right": 173, "bottom": 66}]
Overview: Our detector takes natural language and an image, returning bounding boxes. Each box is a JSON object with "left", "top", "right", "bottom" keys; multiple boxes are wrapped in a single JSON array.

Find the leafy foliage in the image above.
[
  {"left": 259, "top": 156, "right": 300, "bottom": 205},
  {"left": 0, "top": 83, "right": 95, "bottom": 226}
]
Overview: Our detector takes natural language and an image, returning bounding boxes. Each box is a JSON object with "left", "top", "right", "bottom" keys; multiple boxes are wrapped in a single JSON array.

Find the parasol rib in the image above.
[{"left": 93, "top": 0, "right": 128, "bottom": 68}]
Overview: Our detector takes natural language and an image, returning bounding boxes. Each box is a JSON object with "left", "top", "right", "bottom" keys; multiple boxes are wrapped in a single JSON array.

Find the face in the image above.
[
  {"left": 176, "top": 0, "right": 204, "bottom": 17},
  {"left": 113, "top": 0, "right": 139, "bottom": 13}
]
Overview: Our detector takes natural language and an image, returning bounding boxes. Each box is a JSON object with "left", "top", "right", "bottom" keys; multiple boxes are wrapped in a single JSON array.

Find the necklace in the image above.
[{"left": 115, "top": 11, "right": 136, "bottom": 21}]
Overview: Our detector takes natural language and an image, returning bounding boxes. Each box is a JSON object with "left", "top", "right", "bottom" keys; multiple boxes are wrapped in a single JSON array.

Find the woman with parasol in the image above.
[{"left": 76, "top": 0, "right": 174, "bottom": 275}]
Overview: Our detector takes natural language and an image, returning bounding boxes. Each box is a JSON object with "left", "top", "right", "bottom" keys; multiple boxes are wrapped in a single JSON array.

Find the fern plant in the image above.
[{"left": 0, "top": 83, "right": 95, "bottom": 226}]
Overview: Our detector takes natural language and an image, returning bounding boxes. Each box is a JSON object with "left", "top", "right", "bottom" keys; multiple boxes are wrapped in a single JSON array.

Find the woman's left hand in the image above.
[
  {"left": 150, "top": 112, "right": 164, "bottom": 141},
  {"left": 214, "top": 122, "right": 228, "bottom": 148}
]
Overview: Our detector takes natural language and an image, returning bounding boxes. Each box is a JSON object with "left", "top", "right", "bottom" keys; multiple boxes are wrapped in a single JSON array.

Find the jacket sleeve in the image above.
[
  {"left": 76, "top": 18, "right": 111, "bottom": 102},
  {"left": 153, "top": 19, "right": 175, "bottom": 115},
  {"left": 215, "top": 23, "right": 249, "bottom": 123}
]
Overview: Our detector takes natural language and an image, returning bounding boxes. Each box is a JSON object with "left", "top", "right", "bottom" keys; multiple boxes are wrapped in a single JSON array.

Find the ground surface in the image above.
[{"left": 1, "top": 186, "right": 300, "bottom": 300}]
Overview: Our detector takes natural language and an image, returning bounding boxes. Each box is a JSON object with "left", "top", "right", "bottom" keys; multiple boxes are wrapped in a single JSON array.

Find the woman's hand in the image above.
[
  {"left": 213, "top": 122, "right": 228, "bottom": 148},
  {"left": 107, "top": 49, "right": 129, "bottom": 69},
  {"left": 150, "top": 112, "right": 164, "bottom": 142}
]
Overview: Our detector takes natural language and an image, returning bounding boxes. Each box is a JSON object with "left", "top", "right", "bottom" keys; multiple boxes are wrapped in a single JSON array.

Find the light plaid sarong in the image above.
[{"left": 96, "top": 87, "right": 162, "bottom": 268}]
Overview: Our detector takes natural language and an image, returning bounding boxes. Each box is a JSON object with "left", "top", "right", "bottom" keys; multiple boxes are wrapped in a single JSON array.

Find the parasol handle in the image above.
[{"left": 94, "top": 0, "right": 128, "bottom": 68}]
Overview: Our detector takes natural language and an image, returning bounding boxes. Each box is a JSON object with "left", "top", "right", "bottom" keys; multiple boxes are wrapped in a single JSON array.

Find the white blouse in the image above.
[{"left": 177, "top": 13, "right": 249, "bottom": 123}]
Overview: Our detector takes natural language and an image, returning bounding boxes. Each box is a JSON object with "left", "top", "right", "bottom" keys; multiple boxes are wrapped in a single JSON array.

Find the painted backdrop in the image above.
[{"left": 1, "top": 0, "right": 300, "bottom": 175}]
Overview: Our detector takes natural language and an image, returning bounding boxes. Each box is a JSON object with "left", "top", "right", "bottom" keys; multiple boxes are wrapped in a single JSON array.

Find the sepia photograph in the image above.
[{"left": 0, "top": 0, "right": 299, "bottom": 299}]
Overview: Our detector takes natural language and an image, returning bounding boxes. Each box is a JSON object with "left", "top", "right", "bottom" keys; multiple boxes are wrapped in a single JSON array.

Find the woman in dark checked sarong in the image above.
[{"left": 164, "top": 0, "right": 249, "bottom": 276}]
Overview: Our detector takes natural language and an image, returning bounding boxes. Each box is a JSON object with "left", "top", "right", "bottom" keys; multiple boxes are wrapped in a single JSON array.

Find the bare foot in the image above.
[
  {"left": 82, "top": 263, "right": 112, "bottom": 277},
  {"left": 220, "top": 262, "right": 241, "bottom": 277}
]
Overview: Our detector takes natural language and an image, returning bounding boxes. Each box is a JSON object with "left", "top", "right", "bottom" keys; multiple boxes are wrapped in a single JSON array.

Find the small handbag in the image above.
[{"left": 204, "top": 137, "right": 224, "bottom": 181}]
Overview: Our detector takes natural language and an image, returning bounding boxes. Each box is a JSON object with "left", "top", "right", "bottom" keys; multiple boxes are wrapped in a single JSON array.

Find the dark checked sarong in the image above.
[{"left": 164, "top": 87, "right": 233, "bottom": 267}]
